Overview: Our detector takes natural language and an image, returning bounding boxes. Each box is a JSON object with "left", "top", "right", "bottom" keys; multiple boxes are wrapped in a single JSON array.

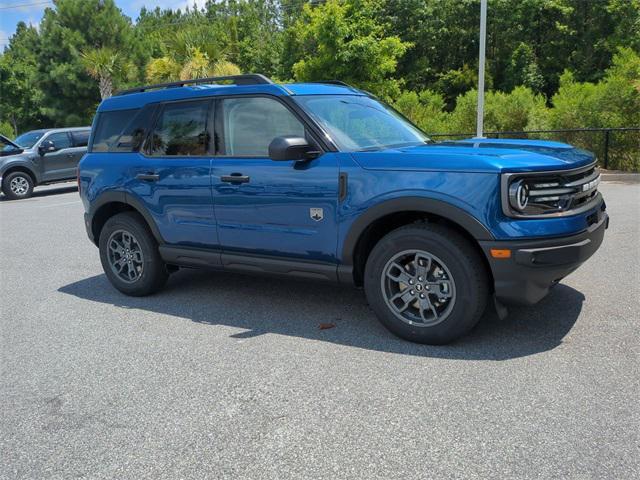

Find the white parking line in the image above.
[{"left": 38, "top": 200, "right": 81, "bottom": 208}]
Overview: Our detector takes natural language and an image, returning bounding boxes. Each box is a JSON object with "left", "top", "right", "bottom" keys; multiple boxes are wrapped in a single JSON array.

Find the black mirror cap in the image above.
[
  {"left": 39, "top": 140, "right": 56, "bottom": 155},
  {"left": 268, "top": 135, "right": 319, "bottom": 161}
]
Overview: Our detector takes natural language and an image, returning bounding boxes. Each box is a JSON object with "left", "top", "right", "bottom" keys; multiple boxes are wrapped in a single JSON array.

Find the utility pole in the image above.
[{"left": 475, "top": 0, "right": 487, "bottom": 139}]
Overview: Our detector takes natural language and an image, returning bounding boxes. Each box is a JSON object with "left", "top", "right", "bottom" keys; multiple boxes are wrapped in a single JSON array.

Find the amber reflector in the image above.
[{"left": 490, "top": 249, "right": 512, "bottom": 259}]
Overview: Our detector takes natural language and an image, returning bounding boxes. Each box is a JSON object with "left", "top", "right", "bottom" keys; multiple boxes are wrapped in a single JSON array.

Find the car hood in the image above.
[
  {"left": 0, "top": 147, "right": 26, "bottom": 157},
  {"left": 351, "top": 138, "right": 596, "bottom": 173}
]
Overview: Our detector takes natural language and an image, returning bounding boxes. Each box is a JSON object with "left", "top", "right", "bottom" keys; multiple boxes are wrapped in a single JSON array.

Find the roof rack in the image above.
[
  {"left": 115, "top": 74, "right": 274, "bottom": 96},
  {"left": 313, "top": 80, "right": 352, "bottom": 87}
]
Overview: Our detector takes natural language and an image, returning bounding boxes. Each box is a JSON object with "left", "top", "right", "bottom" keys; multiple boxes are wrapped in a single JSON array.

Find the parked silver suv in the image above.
[{"left": 0, "top": 127, "right": 90, "bottom": 200}]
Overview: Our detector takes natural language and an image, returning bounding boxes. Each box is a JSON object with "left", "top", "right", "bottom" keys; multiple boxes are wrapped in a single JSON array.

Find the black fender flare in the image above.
[
  {"left": 89, "top": 191, "right": 165, "bottom": 244},
  {"left": 0, "top": 162, "right": 40, "bottom": 184},
  {"left": 341, "top": 196, "right": 494, "bottom": 265}
]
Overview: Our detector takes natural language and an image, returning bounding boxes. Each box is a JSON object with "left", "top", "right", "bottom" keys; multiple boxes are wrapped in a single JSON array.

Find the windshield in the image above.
[
  {"left": 294, "top": 95, "right": 429, "bottom": 151},
  {"left": 13, "top": 131, "right": 44, "bottom": 148}
]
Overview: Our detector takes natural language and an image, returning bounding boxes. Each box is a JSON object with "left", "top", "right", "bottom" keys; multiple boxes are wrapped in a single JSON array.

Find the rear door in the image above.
[
  {"left": 68, "top": 130, "right": 90, "bottom": 166},
  {"left": 130, "top": 99, "right": 218, "bottom": 248}
]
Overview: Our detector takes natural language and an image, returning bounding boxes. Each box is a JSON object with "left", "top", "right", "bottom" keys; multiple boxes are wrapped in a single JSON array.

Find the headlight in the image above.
[
  {"left": 508, "top": 180, "right": 529, "bottom": 211},
  {"left": 501, "top": 163, "right": 601, "bottom": 218}
]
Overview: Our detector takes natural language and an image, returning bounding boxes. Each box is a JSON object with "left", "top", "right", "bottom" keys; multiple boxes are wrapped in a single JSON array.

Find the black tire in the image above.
[
  {"left": 99, "top": 211, "right": 168, "bottom": 296},
  {"left": 364, "top": 223, "right": 489, "bottom": 344},
  {"left": 2, "top": 171, "right": 34, "bottom": 200}
]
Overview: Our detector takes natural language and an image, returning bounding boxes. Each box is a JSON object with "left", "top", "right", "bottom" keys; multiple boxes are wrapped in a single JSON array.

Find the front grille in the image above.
[{"left": 502, "top": 162, "right": 602, "bottom": 218}]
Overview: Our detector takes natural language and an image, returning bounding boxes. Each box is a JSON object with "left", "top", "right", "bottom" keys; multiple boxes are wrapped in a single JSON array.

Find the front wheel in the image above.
[
  {"left": 99, "top": 212, "right": 168, "bottom": 296},
  {"left": 364, "top": 223, "right": 489, "bottom": 344},
  {"left": 2, "top": 171, "right": 34, "bottom": 200}
]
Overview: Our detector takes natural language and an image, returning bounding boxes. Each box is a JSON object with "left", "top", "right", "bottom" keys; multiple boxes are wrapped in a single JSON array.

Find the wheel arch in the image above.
[
  {"left": 2, "top": 165, "right": 38, "bottom": 186},
  {"left": 342, "top": 197, "right": 494, "bottom": 286},
  {"left": 89, "top": 191, "right": 164, "bottom": 246}
]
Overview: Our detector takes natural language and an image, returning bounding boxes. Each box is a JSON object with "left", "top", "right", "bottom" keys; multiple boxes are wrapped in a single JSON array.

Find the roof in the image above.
[
  {"left": 23, "top": 127, "right": 91, "bottom": 134},
  {"left": 98, "top": 80, "right": 366, "bottom": 112}
]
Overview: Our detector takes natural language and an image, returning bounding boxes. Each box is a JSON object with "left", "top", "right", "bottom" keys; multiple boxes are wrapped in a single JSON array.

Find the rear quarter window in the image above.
[
  {"left": 72, "top": 130, "right": 90, "bottom": 147},
  {"left": 90, "top": 107, "right": 155, "bottom": 153}
]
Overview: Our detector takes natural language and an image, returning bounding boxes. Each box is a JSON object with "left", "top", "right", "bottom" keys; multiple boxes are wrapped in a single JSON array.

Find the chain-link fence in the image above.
[{"left": 430, "top": 128, "right": 640, "bottom": 172}]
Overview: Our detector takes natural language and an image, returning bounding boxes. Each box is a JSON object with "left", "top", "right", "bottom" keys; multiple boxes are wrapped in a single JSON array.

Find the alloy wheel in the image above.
[
  {"left": 381, "top": 249, "right": 456, "bottom": 327},
  {"left": 107, "top": 229, "right": 144, "bottom": 283}
]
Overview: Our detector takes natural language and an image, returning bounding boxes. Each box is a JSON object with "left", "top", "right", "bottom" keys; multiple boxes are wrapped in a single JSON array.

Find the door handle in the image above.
[
  {"left": 221, "top": 173, "right": 250, "bottom": 184},
  {"left": 136, "top": 172, "right": 160, "bottom": 181}
]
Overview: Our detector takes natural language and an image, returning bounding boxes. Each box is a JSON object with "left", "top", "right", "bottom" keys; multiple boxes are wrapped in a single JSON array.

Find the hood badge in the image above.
[{"left": 310, "top": 208, "right": 324, "bottom": 222}]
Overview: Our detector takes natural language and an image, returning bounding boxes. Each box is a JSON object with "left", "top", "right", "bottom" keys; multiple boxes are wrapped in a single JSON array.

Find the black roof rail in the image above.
[
  {"left": 313, "top": 80, "right": 352, "bottom": 87},
  {"left": 115, "top": 74, "right": 274, "bottom": 96}
]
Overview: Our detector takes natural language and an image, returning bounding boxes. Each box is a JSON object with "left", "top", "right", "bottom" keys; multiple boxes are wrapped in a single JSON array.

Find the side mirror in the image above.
[
  {"left": 39, "top": 140, "right": 56, "bottom": 155},
  {"left": 268, "top": 136, "right": 320, "bottom": 161}
]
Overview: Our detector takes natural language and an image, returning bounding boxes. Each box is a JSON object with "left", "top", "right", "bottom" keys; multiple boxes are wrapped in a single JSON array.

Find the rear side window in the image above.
[
  {"left": 147, "top": 101, "right": 211, "bottom": 156},
  {"left": 91, "top": 108, "right": 155, "bottom": 153},
  {"left": 72, "top": 130, "right": 90, "bottom": 147}
]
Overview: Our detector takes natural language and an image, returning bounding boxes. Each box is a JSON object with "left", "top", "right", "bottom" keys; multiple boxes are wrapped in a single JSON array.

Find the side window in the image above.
[
  {"left": 72, "top": 130, "right": 90, "bottom": 147},
  {"left": 148, "top": 101, "right": 211, "bottom": 156},
  {"left": 91, "top": 109, "right": 140, "bottom": 152},
  {"left": 46, "top": 132, "right": 72, "bottom": 150},
  {"left": 220, "top": 97, "right": 306, "bottom": 156}
]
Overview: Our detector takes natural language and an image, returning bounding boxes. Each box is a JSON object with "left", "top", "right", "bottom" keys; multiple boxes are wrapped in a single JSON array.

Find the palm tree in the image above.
[{"left": 81, "top": 47, "right": 133, "bottom": 99}]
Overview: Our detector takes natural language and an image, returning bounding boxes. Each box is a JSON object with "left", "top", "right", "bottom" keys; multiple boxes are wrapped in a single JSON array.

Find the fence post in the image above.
[{"left": 603, "top": 130, "right": 610, "bottom": 169}]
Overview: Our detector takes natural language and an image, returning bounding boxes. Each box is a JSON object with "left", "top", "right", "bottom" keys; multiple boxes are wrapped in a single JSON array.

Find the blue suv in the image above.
[{"left": 79, "top": 74, "right": 608, "bottom": 344}]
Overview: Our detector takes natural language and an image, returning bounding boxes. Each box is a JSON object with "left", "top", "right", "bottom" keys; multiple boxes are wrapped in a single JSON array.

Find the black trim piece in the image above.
[
  {"left": 480, "top": 211, "right": 608, "bottom": 305},
  {"left": 341, "top": 197, "right": 494, "bottom": 265},
  {"left": 85, "top": 191, "right": 165, "bottom": 246},
  {"left": 116, "top": 74, "right": 274, "bottom": 96},
  {"left": 339, "top": 172, "right": 348, "bottom": 202},
  {"left": 159, "top": 246, "right": 222, "bottom": 268},
  {"left": 221, "top": 253, "right": 338, "bottom": 282},
  {"left": 159, "top": 246, "right": 342, "bottom": 283}
]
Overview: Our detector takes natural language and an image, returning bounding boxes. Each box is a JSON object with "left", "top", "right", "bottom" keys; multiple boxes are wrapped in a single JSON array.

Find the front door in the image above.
[
  {"left": 211, "top": 96, "right": 340, "bottom": 267},
  {"left": 40, "top": 132, "right": 76, "bottom": 181}
]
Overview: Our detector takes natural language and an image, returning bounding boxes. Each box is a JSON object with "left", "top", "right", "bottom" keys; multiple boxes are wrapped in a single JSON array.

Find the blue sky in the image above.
[{"left": 0, "top": 0, "right": 207, "bottom": 49}]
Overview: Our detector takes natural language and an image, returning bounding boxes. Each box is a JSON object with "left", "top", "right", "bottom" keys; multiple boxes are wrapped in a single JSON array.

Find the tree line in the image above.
[{"left": 0, "top": 0, "right": 638, "bottom": 169}]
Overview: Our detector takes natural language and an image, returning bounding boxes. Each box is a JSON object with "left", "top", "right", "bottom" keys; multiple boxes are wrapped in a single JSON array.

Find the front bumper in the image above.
[{"left": 480, "top": 207, "right": 608, "bottom": 305}]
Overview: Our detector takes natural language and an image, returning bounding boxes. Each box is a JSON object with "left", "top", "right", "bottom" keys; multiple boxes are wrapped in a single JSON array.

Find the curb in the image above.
[{"left": 601, "top": 173, "right": 640, "bottom": 183}]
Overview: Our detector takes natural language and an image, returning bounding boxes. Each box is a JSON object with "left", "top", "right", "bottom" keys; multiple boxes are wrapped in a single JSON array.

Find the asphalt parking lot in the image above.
[{"left": 1, "top": 179, "right": 639, "bottom": 479}]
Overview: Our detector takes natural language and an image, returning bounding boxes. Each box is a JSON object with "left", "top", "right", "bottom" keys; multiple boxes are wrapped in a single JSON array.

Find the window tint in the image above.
[
  {"left": 221, "top": 97, "right": 305, "bottom": 156},
  {"left": 92, "top": 109, "right": 140, "bottom": 152},
  {"left": 148, "top": 101, "right": 211, "bottom": 156},
  {"left": 72, "top": 130, "right": 90, "bottom": 147},
  {"left": 46, "top": 132, "right": 72, "bottom": 150}
]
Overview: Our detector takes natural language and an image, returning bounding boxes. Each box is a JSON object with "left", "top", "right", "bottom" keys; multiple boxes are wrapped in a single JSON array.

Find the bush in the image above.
[{"left": 0, "top": 121, "right": 15, "bottom": 139}]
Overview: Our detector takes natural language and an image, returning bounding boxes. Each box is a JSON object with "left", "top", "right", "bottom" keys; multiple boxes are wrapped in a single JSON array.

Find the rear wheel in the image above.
[
  {"left": 2, "top": 171, "right": 34, "bottom": 200},
  {"left": 99, "top": 212, "right": 168, "bottom": 296},
  {"left": 364, "top": 223, "right": 489, "bottom": 344}
]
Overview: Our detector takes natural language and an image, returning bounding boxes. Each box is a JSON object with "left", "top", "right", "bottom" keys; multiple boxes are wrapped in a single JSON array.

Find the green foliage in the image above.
[
  {"left": 0, "top": 120, "right": 16, "bottom": 139},
  {"left": 0, "top": 22, "right": 44, "bottom": 133},
  {"left": 36, "top": 0, "right": 134, "bottom": 126},
  {"left": 504, "top": 43, "right": 545, "bottom": 93},
  {"left": 289, "top": 0, "right": 410, "bottom": 99},
  {"left": 0, "top": 0, "right": 638, "bottom": 168}
]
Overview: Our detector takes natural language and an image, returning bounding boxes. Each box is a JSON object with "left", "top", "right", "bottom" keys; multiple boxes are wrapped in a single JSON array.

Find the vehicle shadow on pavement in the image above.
[{"left": 58, "top": 270, "right": 584, "bottom": 360}]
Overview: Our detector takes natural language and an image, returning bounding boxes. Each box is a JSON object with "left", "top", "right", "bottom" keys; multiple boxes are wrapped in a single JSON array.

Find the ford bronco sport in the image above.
[
  {"left": 78, "top": 74, "right": 608, "bottom": 344},
  {"left": 1, "top": 127, "right": 91, "bottom": 199}
]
